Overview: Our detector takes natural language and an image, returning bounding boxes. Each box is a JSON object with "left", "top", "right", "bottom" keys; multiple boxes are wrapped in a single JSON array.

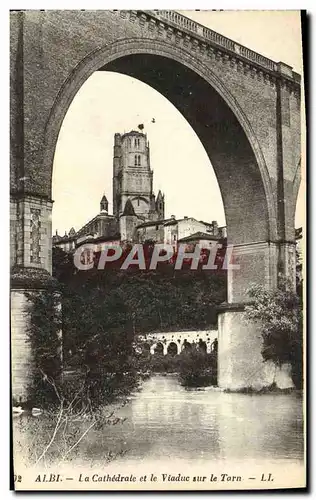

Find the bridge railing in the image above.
[
  {"left": 238, "top": 46, "right": 275, "bottom": 71},
  {"left": 158, "top": 10, "right": 200, "bottom": 34},
  {"left": 150, "top": 10, "right": 278, "bottom": 73}
]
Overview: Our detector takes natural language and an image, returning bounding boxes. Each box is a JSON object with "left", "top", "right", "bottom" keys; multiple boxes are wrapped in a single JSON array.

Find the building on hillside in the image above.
[
  {"left": 136, "top": 216, "right": 226, "bottom": 247},
  {"left": 178, "top": 231, "right": 226, "bottom": 248},
  {"left": 53, "top": 196, "right": 119, "bottom": 252},
  {"left": 53, "top": 227, "right": 77, "bottom": 253},
  {"left": 53, "top": 129, "right": 226, "bottom": 252}
]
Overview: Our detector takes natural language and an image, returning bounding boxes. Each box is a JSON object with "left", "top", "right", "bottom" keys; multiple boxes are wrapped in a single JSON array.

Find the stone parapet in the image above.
[{"left": 129, "top": 10, "right": 301, "bottom": 90}]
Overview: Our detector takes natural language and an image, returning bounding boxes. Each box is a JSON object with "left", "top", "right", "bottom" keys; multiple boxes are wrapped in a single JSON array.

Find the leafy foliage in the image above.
[
  {"left": 55, "top": 245, "right": 226, "bottom": 334},
  {"left": 25, "top": 246, "right": 226, "bottom": 405},
  {"left": 177, "top": 343, "right": 217, "bottom": 387},
  {"left": 26, "top": 282, "right": 139, "bottom": 407},
  {"left": 25, "top": 287, "right": 63, "bottom": 407},
  {"left": 245, "top": 277, "right": 303, "bottom": 388}
]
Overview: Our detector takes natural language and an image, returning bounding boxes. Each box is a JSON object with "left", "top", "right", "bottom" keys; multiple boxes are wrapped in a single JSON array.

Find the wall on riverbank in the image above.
[{"left": 137, "top": 330, "right": 217, "bottom": 355}]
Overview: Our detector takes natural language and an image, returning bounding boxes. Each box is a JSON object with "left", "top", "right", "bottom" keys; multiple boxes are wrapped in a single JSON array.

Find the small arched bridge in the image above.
[{"left": 135, "top": 330, "right": 218, "bottom": 356}]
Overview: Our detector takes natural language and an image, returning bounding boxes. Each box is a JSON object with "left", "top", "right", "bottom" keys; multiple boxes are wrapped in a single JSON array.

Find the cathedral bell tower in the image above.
[{"left": 112, "top": 130, "right": 155, "bottom": 220}]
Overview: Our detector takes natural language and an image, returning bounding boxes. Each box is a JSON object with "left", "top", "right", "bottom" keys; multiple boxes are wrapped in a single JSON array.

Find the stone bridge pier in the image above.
[{"left": 10, "top": 10, "right": 301, "bottom": 398}]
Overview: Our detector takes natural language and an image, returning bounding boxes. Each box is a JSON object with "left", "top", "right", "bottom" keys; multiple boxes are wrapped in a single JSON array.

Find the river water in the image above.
[{"left": 13, "top": 374, "right": 304, "bottom": 472}]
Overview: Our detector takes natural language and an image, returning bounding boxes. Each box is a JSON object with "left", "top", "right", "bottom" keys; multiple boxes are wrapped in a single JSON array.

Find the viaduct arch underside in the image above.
[
  {"left": 10, "top": 11, "right": 301, "bottom": 395},
  {"left": 104, "top": 50, "right": 272, "bottom": 246},
  {"left": 45, "top": 41, "right": 274, "bottom": 249}
]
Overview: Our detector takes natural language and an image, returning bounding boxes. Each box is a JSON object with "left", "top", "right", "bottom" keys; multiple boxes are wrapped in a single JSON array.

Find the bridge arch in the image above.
[
  {"left": 44, "top": 38, "right": 277, "bottom": 249},
  {"left": 44, "top": 37, "right": 285, "bottom": 389},
  {"left": 154, "top": 342, "right": 164, "bottom": 356},
  {"left": 11, "top": 16, "right": 301, "bottom": 394}
]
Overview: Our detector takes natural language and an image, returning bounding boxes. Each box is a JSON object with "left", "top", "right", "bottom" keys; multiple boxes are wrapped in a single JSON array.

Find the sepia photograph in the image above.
[{"left": 10, "top": 7, "right": 306, "bottom": 491}]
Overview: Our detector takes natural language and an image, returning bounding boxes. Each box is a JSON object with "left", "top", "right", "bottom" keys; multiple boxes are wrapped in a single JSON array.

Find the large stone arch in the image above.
[
  {"left": 11, "top": 12, "right": 301, "bottom": 395},
  {"left": 43, "top": 38, "right": 276, "bottom": 244},
  {"left": 41, "top": 38, "right": 282, "bottom": 304}
]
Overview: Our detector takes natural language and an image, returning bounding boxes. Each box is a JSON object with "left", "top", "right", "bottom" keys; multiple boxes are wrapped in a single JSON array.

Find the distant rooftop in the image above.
[
  {"left": 178, "top": 231, "right": 225, "bottom": 243},
  {"left": 137, "top": 218, "right": 172, "bottom": 229},
  {"left": 122, "top": 130, "right": 146, "bottom": 138}
]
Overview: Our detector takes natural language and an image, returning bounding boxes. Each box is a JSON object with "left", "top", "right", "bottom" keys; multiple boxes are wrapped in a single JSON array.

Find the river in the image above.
[{"left": 13, "top": 374, "right": 304, "bottom": 473}]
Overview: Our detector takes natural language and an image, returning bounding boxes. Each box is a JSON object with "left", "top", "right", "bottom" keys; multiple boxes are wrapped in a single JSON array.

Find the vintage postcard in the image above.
[{"left": 10, "top": 9, "right": 306, "bottom": 491}]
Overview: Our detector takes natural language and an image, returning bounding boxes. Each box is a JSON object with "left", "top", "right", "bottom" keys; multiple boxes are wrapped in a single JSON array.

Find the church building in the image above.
[{"left": 53, "top": 130, "right": 225, "bottom": 252}]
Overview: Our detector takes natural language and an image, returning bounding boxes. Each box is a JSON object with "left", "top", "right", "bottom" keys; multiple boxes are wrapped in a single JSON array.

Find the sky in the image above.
[{"left": 52, "top": 10, "right": 304, "bottom": 235}]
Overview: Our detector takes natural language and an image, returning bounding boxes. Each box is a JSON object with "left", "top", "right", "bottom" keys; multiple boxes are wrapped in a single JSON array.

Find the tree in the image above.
[
  {"left": 52, "top": 247, "right": 76, "bottom": 282},
  {"left": 245, "top": 277, "right": 303, "bottom": 389},
  {"left": 25, "top": 286, "right": 63, "bottom": 407},
  {"left": 177, "top": 345, "right": 217, "bottom": 387},
  {"left": 26, "top": 282, "right": 139, "bottom": 408},
  {"left": 54, "top": 257, "right": 227, "bottom": 335}
]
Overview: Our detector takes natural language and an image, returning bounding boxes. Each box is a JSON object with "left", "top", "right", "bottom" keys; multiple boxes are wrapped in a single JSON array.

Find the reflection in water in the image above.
[{"left": 13, "top": 375, "right": 303, "bottom": 467}]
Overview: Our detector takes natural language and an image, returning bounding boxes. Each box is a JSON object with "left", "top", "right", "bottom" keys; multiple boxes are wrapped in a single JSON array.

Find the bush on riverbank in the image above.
[
  {"left": 245, "top": 277, "right": 303, "bottom": 389},
  {"left": 25, "top": 284, "right": 140, "bottom": 409},
  {"left": 24, "top": 288, "right": 63, "bottom": 408},
  {"left": 134, "top": 344, "right": 217, "bottom": 387},
  {"left": 224, "top": 383, "right": 297, "bottom": 394},
  {"left": 178, "top": 348, "right": 217, "bottom": 387}
]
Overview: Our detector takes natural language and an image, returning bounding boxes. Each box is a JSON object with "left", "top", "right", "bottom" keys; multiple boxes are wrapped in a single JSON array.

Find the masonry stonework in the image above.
[
  {"left": 10, "top": 10, "right": 301, "bottom": 393},
  {"left": 218, "top": 309, "right": 294, "bottom": 390},
  {"left": 11, "top": 195, "right": 53, "bottom": 274}
]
